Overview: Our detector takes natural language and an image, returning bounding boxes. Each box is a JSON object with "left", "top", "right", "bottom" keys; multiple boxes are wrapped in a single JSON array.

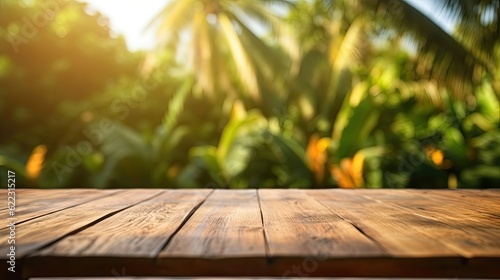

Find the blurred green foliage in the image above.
[{"left": 1, "top": 0, "right": 499, "bottom": 189}]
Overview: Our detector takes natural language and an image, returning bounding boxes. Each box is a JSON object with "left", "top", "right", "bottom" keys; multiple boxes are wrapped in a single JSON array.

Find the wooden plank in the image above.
[
  {"left": 307, "top": 190, "right": 459, "bottom": 257},
  {"left": 301, "top": 189, "right": 374, "bottom": 203},
  {"left": 472, "top": 189, "right": 500, "bottom": 198},
  {"left": 4, "top": 189, "right": 500, "bottom": 279},
  {"left": 334, "top": 190, "right": 500, "bottom": 257},
  {"left": 258, "top": 190, "right": 498, "bottom": 277},
  {"left": 486, "top": 189, "right": 500, "bottom": 194},
  {"left": 13, "top": 189, "right": 115, "bottom": 206},
  {"left": 0, "top": 189, "right": 120, "bottom": 228},
  {"left": 0, "top": 189, "right": 164, "bottom": 258},
  {"left": 402, "top": 189, "right": 500, "bottom": 212},
  {"left": 1, "top": 189, "right": 74, "bottom": 197},
  {"left": 0, "top": 189, "right": 58, "bottom": 210},
  {"left": 24, "top": 190, "right": 268, "bottom": 278},
  {"left": 159, "top": 189, "right": 266, "bottom": 258},
  {"left": 397, "top": 190, "right": 500, "bottom": 227},
  {"left": 393, "top": 190, "right": 500, "bottom": 234},
  {"left": 0, "top": 189, "right": 72, "bottom": 210},
  {"left": 258, "top": 189, "right": 383, "bottom": 258},
  {"left": 31, "top": 189, "right": 212, "bottom": 258},
  {"left": 358, "top": 190, "right": 500, "bottom": 258}
]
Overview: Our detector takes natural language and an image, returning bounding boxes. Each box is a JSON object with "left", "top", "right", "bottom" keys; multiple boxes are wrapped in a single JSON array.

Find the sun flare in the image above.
[{"left": 81, "top": 0, "right": 167, "bottom": 50}]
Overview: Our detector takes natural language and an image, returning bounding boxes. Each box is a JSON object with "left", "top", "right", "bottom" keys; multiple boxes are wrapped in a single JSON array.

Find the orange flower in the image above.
[
  {"left": 330, "top": 158, "right": 354, "bottom": 188},
  {"left": 26, "top": 145, "right": 47, "bottom": 180},
  {"left": 425, "top": 144, "right": 446, "bottom": 167},
  {"left": 330, "top": 155, "right": 365, "bottom": 189},
  {"left": 306, "top": 134, "right": 330, "bottom": 184}
]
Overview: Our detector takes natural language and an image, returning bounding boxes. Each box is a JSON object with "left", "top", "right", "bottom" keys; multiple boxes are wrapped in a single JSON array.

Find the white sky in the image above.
[
  {"left": 407, "top": 0, "right": 454, "bottom": 33},
  {"left": 81, "top": 0, "right": 166, "bottom": 50},
  {"left": 81, "top": 0, "right": 455, "bottom": 51}
]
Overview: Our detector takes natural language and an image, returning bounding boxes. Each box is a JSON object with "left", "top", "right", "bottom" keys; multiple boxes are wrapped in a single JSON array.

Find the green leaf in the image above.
[
  {"left": 333, "top": 96, "right": 381, "bottom": 160},
  {"left": 265, "top": 131, "right": 313, "bottom": 187},
  {"left": 92, "top": 122, "right": 152, "bottom": 188},
  {"left": 217, "top": 110, "right": 264, "bottom": 165},
  {"left": 442, "top": 127, "right": 467, "bottom": 168},
  {"left": 0, "top": 154, "right": 26, "bottom": 178},
  {"left": 190, "top": 146, "right": 221, "bottom": 176}
]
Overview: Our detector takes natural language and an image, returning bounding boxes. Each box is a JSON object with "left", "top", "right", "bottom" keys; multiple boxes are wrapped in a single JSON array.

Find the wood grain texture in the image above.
[
  {"left": 0, "top": 189, "right": 120, "bottom": 228},
  {"left": 307, "top": 190, "right": 460, "bottom": 257},
  {"left": 258, "top": 189, "right": 384, "bottom": 258},
  {"left": 1, "top": 189, "right": 499, "bottom": 279},
  {"left": 31, "top": 189, "right": 212, "bottom": 258},
  {"left": 362, "top": 190, "right": 500, "bottom": 257},
  {"left": 159, "top": 189, "right": 266, "bottom": 258},
  {"left": 0, "top": 189, "right": 61, "bottom": 211},
  {"left": 0, "top": 189, "right": 163, "bottom": 258},
  {"left": 403, "top": 189, "right": 500, "bottom": 213}
]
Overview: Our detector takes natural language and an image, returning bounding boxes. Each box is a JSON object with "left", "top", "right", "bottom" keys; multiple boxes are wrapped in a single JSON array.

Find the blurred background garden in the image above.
[{"left": 0, "top": 0, "right": 499, "bottom": 189}]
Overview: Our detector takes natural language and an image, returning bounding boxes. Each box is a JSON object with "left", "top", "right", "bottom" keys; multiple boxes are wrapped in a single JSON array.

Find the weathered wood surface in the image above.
[
  {"left": 159, "top": 189, "right": 265, "bottom": 258},
  {"left": 1, "top": 189, "right": 499, "bottom": 280},
  {"left": 0, "top": 189, "right": 120, "bottom": 228}
]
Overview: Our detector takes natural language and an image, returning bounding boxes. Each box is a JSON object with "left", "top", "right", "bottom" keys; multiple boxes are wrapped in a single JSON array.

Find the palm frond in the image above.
[
  {"left": 192, "top": 10, "right": 216, "bottom": 95},
  {"left": 234, "top": 0, "right": 300, "bottom": 66},
  {"left": 364, "top": 0, "right": 499, "bottom": 98},
  {"left": 163, "top": 78, "right": 194, "bottom": 134},
  {"left": 150, "top": 0, "right": 294, "bottom": 102},
  {"left": 428, "top": 0, "right": 499, "bottom": 64},
  {"left": 218, "top": 13, "right": 260, "bottom": 100},
  {"left": 148, "top": 0, "right": 197, "bottom": 44},
  {"left": 226, "top": 11, "right": 290, "bottom": 77},
  {"left": 322, "top": 18, "right": 368, "bottom": 121}
]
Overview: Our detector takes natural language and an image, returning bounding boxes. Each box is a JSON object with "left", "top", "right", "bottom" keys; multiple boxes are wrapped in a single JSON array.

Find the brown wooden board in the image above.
[
  {"left": 159, "top": 189, "right": 266, "bottom": 258},
  {"left": 32, "top": 189, "right": 212, "bottom": 258},
  {"left": 0, "top": 189, "right": 121, "bottom": 228},
  {"left": 1, "top": 189, "right": 499, "bottom": 279},
  {"left": 1, "top": 189, "right": 62, "bottom": 211},
  {"left": 396, "top": 190, "right": 500, "bottom": 227},
  {"left": 402, "top": 189, "right": 500, "bottom": 213},
  {"left": 258, "top": 189, "right": 384, "bottom": 258},
  {"left": 359, "top": 190, "right": 500, "bottom": 258},
  {"left": 21, "top": 190, "right": 213, "bottom": 279},
  {"left": 0, "top": 189, "right": 164, "bottom": 258},
  {"left": 306, "top": 190, "right": 459, "bottom": 257}
]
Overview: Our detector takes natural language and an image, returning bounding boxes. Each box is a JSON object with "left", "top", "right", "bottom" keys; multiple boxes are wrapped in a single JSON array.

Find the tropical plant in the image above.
[
  {"left": 148, "top": 0, "right": 298, "bottom": 104},
  {"left": 328, "top": 44, "right": 500, "bottom": 189},
  {"left": 186, "top": 100, "right": 313, "bottom": 189},
  {"left": 364, "top": 0, "right": 499, "bottom": 98},
  {"left": 1, "top": 0, "right": 498, "bottom": 190}
]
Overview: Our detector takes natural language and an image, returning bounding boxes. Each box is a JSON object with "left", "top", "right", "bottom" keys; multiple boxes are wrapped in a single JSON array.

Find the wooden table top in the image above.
[{"left": 1, "top": 189, "right": 500, "bottom": 279}]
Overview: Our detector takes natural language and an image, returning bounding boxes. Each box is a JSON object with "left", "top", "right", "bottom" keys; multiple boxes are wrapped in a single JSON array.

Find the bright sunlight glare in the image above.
[{"left": 81, "top": 0, "right": 167, "bottom": 50}]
